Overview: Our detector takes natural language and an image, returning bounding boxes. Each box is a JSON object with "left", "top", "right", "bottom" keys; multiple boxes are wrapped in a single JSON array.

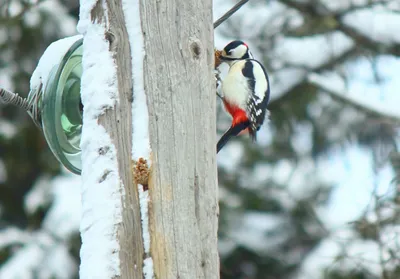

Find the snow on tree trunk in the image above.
[
  {"left": 78, "top": 0, "right": 143, "bottom": 278},
  {"left": 78, "top": 0, "right": 218, "bottom": 278}
]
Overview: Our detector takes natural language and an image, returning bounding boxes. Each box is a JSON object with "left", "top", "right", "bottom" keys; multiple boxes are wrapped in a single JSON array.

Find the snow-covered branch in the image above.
[{"left": 308, "top": 73, "right": 400, "bottom": 122}]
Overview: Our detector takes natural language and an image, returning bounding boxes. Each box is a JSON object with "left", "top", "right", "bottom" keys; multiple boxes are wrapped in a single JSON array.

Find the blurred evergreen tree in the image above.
[
  {"left": 0, "top": 0, "right": 80, "bottom": 276},
  {"left": 0, "top": 0, "right": 399, "bottom": 278}
]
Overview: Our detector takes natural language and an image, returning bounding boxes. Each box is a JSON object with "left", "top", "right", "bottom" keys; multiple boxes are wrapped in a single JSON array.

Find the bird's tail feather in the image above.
[{"left": 217, "top": 121, "right": 250, "bottom": 153}]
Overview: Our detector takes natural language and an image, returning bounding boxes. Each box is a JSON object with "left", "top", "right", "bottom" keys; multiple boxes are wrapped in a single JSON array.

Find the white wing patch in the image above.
[
  {"left": 252, "top": 61, "right": 269, "bottom": 101},
  {"left": 245, "top": 60, "right": 270, "bottom": 132}
]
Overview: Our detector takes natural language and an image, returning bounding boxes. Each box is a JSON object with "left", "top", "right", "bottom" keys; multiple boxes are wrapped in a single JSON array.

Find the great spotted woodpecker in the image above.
[{"left": 217, "top": 40, "right": 270, "bottom": 153}]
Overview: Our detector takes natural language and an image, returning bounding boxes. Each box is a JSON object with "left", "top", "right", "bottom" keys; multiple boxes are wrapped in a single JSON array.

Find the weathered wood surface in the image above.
[
  {"left": 86, "top": 0, "right": 218, "bottom": 277},
  {"left": 90, "top": 0, "right": 144, "bottom": 278},
  {"left": 141, "top": 0, "right": 219, "bottom": 278}
]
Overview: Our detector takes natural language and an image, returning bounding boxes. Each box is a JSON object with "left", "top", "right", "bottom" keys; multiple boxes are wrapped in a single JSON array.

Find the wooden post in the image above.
[
  {"left": 141, "top": 0, "right": 219, "bottom": 277},
  {"left": 79, "top": 0, "right": 144, "bottom": 278},
  {"left": 80, "top": 0, "right": 218, "bottom": 277}
]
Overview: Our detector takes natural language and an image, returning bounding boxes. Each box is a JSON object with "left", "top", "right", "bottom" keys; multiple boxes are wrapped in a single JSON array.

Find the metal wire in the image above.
[
  {"left": 213, "top": 0, "right": 249, "bottom": 29},
  {"left": 0, "top": 87, "right": 30, "bottom": 110},
  {"left": 26, "top": 83, "right": 43, "bottom": 128},
  {"left": 0, "top": 84, "right": 43, "bottom": 128}
]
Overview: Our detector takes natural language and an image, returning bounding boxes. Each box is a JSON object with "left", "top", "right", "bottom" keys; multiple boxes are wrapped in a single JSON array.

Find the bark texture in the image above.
[
  {"left": 88, "top": 0, "right": 218, "bottom": 277},
  {"left": 141, "top": 0, "right": 219, "bottom": 278},
  {"left": 90, "top": 0, "right": 144, "bottom": 277}
]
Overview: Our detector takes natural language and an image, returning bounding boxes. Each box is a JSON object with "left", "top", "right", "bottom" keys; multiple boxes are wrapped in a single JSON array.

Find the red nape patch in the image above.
[{"left": 223, "top": 101, "right": 248, "bottom": 126}]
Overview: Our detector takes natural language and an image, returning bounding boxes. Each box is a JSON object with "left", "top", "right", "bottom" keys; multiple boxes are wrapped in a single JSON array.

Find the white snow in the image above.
[
  {"left": 21, "top": 0, "right": 77, "bottom": 35},
  {"left": 0, "top": 230, "right": 77, "bottom": 279},
  {"left": 343, "top": 8, "right": 400, "bottom": 44},
  {"left": 308, "top": 72, "right": 400, "bottom": 120},
  {"left": 0, "top": 227, "right": 31, "bottom": 249},
  {"left": 43, "top": 173, "right": 82, "bottom": 239},
  {"left": 0, "top": 70, "right": 13, "bottom": 91},
  {"left": 78, "top": 3, "right": 123, "bottom": 278},
  {"left": 296, "top": 227, "right": 394, "bottom": 279},
  {"left": 214, "top": 1, "right": 400, "bottom": 273},
  {"left": 320, "top": 0, "right": 383, "bottom": 12},
  {"left": 138, "top": 184, "right": 150, "bottom": 253},
  {"left": 0, "top": 172, "right": 80, "bottom": 279},
  {"left": 0, "top": 120, "right": 17, "bottom": 140},
  {"left": 217, "top": 141, "right": 244, "bottom": 172},
  {"left": 30, "top": 35, "right": 82, "bottom": 91},
  {"left": 122, "top": 0, "right": 150, "bottom": 161},
  {"left": 40, "top": 1, "right": 77, "bottom": 36},
  {"left": 38, "top": 243, "right": 77, "bottom": 279},
  {"left": 76, "top": 0, "right": 97, "bottom": 35},
  {"left": 275, "top": 32, "right": 354, "bottom": 69},
  {"left": 291, "top": 123, "right": 313, "bottom": 155},
  {"left": 122, "top": 1, "right": 153, "bottom": 277},
  {"left": 143, "top": 257, "right": 154, "bottom": 279},
  {"left": 269, "top": 68, "right": 308, "bottom": 101},
  {"left": 24, "top": 175, "right": 52, "bottom": 214},
  {"left": 1, "top": 0, "right": 399, "bottom": 278},
  {"left": 317, "top": 147, "right": 395, "bottom": 229},
  {"left": 6, "top": 0, "right": 23, "bottom": 18},
  {"left": 229, "top": 212, "right": 290, "bottom": 253},
  {"left": 0, "top": 240, "right": 47, "bottom": 279},
  {"left": 78, "top": 26, "right": 117, "bottom": 117}
]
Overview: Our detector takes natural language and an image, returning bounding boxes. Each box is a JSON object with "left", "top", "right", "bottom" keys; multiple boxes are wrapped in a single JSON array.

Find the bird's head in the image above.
[{"left": 220, "top": 40, "right": 253, "bottom": 64}]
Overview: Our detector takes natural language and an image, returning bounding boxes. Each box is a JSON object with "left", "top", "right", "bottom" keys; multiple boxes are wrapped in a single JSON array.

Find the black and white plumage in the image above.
[{"left": 216, "top": 40, "right": 270, "bottom": 153}]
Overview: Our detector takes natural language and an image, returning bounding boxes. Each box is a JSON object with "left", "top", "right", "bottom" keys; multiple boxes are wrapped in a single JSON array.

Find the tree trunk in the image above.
[
  {"left": 79, "top": 0, "right": 218, "bottom": 278},
  {"left": 141, "top": 0, "right": 220, "bottom": 278},
  {"left": 79, "top": 0, "right": 144, "bottom": 277}
]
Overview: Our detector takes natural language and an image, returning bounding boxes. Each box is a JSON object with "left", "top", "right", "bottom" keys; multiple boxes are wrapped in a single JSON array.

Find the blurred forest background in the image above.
[{"left": 0, "top": 0, "right": 400, "bottom": 278}]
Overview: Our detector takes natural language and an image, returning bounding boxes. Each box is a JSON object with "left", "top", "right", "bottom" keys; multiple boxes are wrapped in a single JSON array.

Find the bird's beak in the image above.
[
  {"left": 220, "top": 50, "right": 228, "bottom": 61},
  {"left": 220, "top": 56, "right": 237, "bottom": 61}
]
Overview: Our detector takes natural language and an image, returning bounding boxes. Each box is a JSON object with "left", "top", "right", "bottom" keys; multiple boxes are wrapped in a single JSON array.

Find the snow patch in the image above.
[
  {"left": 217, "top": 141, "right": 244, "bottom": 173},
  {"left": 0, "top": 242, "right": 45, "bottom": 279},
  {"left": 43, "top": 173, "right": 81, "bottom": 239},
  {"left": 79, "top": 24, "right": 117, "bottom": 117},
  {"left": 122, "top": 0, "right": 150, "bottom": 161},
  {"left": 275, "top": 32, "right": 354, "bottom": 69},
  {"left": 308, "top": 72, "right": 400, "bottom": 120},
  {"left": 0, "top": 231, "right": 76, "bottom": 279},
  {"left": 30, "top": 35, "right": 82, "bottom": 91},
  {"left": 138, "top": 185, "right": 150, "bottom": 254},
  {"left": 77, "top": 0, "right": 97, "bottom": 35},
  {"left": 40, "top": 0, "right": 77, "bottom": 36},
  {"left": 0, "top": 227, "right": 31, "bottom": 249},
  {"left": 78, "top": 7, "right": 122, "bottom": 279},
  {"left": 229, "top": 212, "right": 290, "bottom": 253},
  {"left": 0, "top": 119, "right": 17, "bottom": 139},
  {"left": 24, "top": 175, "right": 52, "bottom": 215},
  {"left": 343, "top": 8, "right": 400, "bottom": 44},
  {"left": 270, "top": 68, "right": 308, "bottom": 101},
  {"left": 122, "top": 1, "right": 153, "bottom": 278},
  {"left": 38, "top": 244, "right": 77, "bottom": 279},
  {"left": 143, "top": 256, "right": 154, "bottom": 279}
]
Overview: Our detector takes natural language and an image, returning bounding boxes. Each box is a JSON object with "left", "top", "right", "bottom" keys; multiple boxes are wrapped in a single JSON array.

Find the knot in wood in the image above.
[
  {"left": 105, "top": 31, "right": 117, "bottom": 52},
  {"left": 189, "top": 38, "right": 202, "bottom": 60},
  {"left": 98, "top": 146, "right": 110, "bottom": 155}
]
